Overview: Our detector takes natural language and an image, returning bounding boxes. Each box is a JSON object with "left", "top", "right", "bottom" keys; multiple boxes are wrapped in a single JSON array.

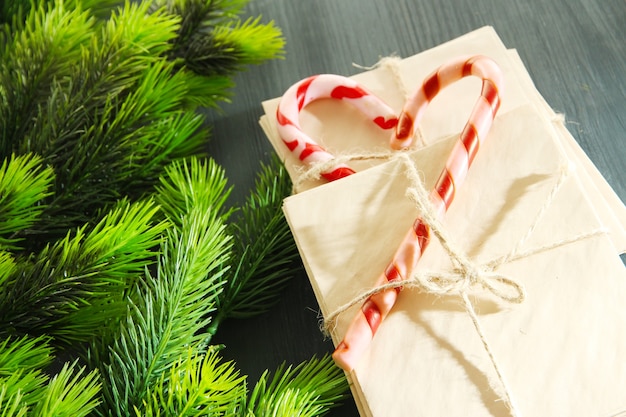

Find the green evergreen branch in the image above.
[
  {"left": 176, "top": 71, "right": 235, "bottom": 109},
  {"left": 245, "top": 355, "right": 349, "bottom": 417},
  {"left": 0, "top": 200, "right": 166, "bottom": 343},
  {"left": 0, "top": 374, "right": 29, "bottom": 417},
  {"left": 0, "top": 0, "right": 122, "bottom": 25},
  {"left": 138, "top": 346, "right": 246, "bottom": 416},
  {"left": 154, "top": 157, "right": 233, "bottom": 224},
  {"left": 0, "top": 2, "right": 94, "bottom": 157},
  {"left": 0, "top": 335, "right": 101, "bottom": 416},
  {"left": 31, "top": 362, "right": 101, "bottom": 417},
  {"left": 0, "top": 153, "right": 54, "bottom": 250},
  {"left": 1, "top": 2, "right": 185, "bottom": 242},
  {"left": 0, "top": 2, "right": 350, "bottom": 415},
  {"left": 212, "top": 16, "right": 285, "bottom": 67},
  {"left": 155, "top": 0, "right": 284, "bottom": 76},
  {"left": 209, "top": 156, "right": 300, "bottom": 337},
  {"left": 0, "top": 251, "right": 16, "bottom": 289},
  {"left": 2, "top": 1, "right": 285, "bottom": 245},
  {"left": 93, "top": 158, "right": 233, "bottom": 416},
  {"left": 0, "top": 335, "right": 53, "bottom": 376},
  {"left": 0, "top": 364, "right": 100, "bottom": 417},
  {"left": 0, "top": 336, "right": 51, "bottom": 410},
  {"left": 152, "top": 0, "right": 248, "bottom": 46},
  {"left": 94, "top": 215, "right": 230, "bottom": 416}
]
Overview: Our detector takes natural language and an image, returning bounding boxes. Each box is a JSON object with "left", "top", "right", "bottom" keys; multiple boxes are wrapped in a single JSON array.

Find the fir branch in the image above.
[
  {"left": 152, "top": 0, "right": 249, "bottom": 47},
  {"left": 0, "top": 251, "right": 15, "bottom": 288},
  {"left": 5, "top": 1, "right": 208, "bottom": 243},
  {"left": 212, "top": 16, "right": 285, "bottom": 67},
  {"left": 0, "top": 371, "right": 47, "bottom": 414},
  {"left": 0, "top": 0, "right": 122, "bottom": 25},
  {"left": 0, "top": 1, "right": 94, "bottom": 157},
  {"left": 29, "top": 65, "right": 207, "bottom": 238},
  {"left": 0, "top": 153, "right": 54, "bottom": 250},
  {"left": 210, "top": 156, "right": 300, "bottom": 336},
  {"left": 31, "top": 362, "right": 101, "bottom": 417},
  {"left": 0, "top": 376, "right": 28, "bottom": 417},
  {"left": 176, "top": 71, "right": 235, "bottom": 109},
  {"left": 155, "top": 0, "right": 284, "bottom": 76},
  {"left": 0, "top": 2, "right": 349, "bottom": 416},
  {"left": 2, "top": 1, "right": 285, "bottom": 246},
  {"left": 0, "top": 336, "right": 51, "bottom": 412},
  {"left": 245, "top": 355, "right": 349, "bottom": 417},
  {"left": 0, "top": 336, "right": 101, "bottom": 416},
  {"left": 0, "top": 351, "right": 101, "bottom": 417},
  {"left": 0, "top": 199, "right": 166, "bottom": 343},
  {"left": 182, "top": 15, "right": 284, "bottom": 76},
  {"left": 30, "top": 60, "right": 207, "bottom": 219},
  {"left": 154, "top": 156, "right": 233, "bottom": 224},
  {"left": 137, "top": 346, "right": 246, "bottom": 416},
  {"left": 0, "top": 335, "right": 53, "bottom": 376},
  {"left": 93, "top": 158, "right": 233, "bottom": 416}
]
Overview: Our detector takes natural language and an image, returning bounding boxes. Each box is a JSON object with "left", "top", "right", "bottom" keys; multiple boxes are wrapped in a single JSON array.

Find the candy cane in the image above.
[
  {"left": 332, "top": 55, "right": 504, "bottom": 371},
  {"left": 275, "top": 74, "right": 398, "bottom": 181}
]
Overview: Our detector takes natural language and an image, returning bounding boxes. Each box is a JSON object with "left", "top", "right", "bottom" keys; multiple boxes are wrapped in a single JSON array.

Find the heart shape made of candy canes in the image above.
[
  {"left": 276, "top": 55, "right": 504, "bottom": 371},
  {"left": 276, "top": 73, "right": 399, "bottom": 181}
]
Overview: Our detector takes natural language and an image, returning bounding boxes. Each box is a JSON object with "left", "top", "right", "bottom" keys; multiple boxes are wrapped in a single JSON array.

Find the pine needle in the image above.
[
  {"left": 137, "top": 346, "right": 246, "bottom": 416},
  {"left": 155, "top": 156, "right": 233, "bottom": 225},
  {"left": 245, "top": 355, "right": 349, "bottom": 417},
  {"left": 0, "top": 335, "right": 53, "bottom": 375},
  {"left": 0, "top": 382, "right": 28, "bottom": 417},
  {"left": 31, "top": 362, "right": 101, "bottom": 417},
  {"left": 0, "top": 335, "right": 101, "bottom": 417},
  {"left": 0, "top": 153, "right": 54, "bottom": 250}
]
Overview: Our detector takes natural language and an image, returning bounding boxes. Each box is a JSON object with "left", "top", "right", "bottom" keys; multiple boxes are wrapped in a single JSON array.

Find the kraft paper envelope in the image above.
[
  {"left": 259, "top": 26, "right": 626, "bottom": 251},
  {"left": 504, "top": 48, "right": 626, "bottom": 252},
  {"left": 282, "top": 105, "right": 626, "bottom": 416}
]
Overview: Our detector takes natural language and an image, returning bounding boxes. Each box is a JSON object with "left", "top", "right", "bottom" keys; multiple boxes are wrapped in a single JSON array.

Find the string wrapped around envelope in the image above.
[{"left": 319, "top": 153, "right": 606, "bottom": 417}]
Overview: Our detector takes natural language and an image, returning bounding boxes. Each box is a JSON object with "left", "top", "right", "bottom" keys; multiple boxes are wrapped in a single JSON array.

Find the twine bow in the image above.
[{"left": 402, "top": 153, "right": 526, "bottom": 304}]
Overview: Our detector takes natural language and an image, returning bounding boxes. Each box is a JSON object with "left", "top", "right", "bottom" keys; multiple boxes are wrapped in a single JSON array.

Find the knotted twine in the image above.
[{"left": 295, "top": 151, "right": 606, "bottom": 417}]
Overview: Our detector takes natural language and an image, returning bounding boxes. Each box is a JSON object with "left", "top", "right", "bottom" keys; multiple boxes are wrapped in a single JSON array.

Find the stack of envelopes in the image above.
[{"left": 259, "top": 27, "right": 626, "bottom": 417}]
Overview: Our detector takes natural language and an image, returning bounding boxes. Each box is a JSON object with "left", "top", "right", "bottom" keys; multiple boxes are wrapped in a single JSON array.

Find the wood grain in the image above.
[{"left": 206, "top": 1, "right": 625, "bottom": 415}]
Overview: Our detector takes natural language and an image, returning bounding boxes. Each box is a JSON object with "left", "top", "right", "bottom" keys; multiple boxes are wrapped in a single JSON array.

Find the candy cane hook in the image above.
[
  {"left": 333, "top": 55, "right": 504, "bottom": 371},
  {"left": 275, "top": 74, "right": 398, "bottom": 182}
]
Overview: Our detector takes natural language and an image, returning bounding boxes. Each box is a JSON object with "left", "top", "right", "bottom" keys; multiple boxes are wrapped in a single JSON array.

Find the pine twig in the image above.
[
  {"left": 208, "top": 156, "right": 301, "bottom": 338},
  {"left": 91, "top": 158, "right": 234, "bottom": 416},
  {"left": 0, "top": 335, "right": 101, "bottom": 416},
  {"left": 245, "top": 355, "right": 349, "bottom": 417},
  {"left": 0, "top": 200, "right": 166, "bottom": 343}
]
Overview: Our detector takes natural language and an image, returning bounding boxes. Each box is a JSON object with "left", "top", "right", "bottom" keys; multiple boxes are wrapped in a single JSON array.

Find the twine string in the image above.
[
  {"left": 314, "top": 152, "right": 605, "bottom": 417},
  {"left": 291, "top": 149, "right": 401, "bottom": 193}
]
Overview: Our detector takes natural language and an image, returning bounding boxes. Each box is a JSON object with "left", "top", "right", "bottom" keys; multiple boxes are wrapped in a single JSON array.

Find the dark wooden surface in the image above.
[{"left": 206, "top": 1, "right": 625, "bottom": 415}]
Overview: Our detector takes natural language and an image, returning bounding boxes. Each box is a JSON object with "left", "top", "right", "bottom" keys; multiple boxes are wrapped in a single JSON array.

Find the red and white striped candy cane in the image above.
[
  {"left": 275, "top": 74, "right": 398, "bottom": 182},
  {"left": 333, "top": 55, "right": 504, "bottom": 371}
]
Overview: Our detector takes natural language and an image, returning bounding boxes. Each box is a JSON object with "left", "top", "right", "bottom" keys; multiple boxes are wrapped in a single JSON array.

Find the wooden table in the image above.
[{"left": 206, "top": 1, "right": 625, "bottom": 415}]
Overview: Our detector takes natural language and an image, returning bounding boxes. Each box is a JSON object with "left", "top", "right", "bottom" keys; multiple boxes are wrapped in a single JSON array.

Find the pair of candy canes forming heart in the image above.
[{"left": 276, "top": 55, "right": 503, "bottom": 371}]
